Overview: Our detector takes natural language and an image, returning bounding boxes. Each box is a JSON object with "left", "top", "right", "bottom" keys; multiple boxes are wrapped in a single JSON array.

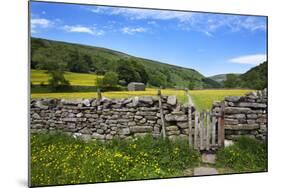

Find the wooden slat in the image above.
[
  {"left": 200, "top": 112, "right": 204, "bottom": 150},
  {"left": 188, "top": 105, "right": 192, "bottom": 146},
  {"left": 211, "top": 116, "right": 216, "bottom": 147},
  {"left": 157, "top": 89, "right": 166, "bottom": 139},
  {"left": 97, "top": 88, "right": 102, "bottom": 100},
  {"left": 218, "top": 116, "right": 221, "bottom": 147},
  {"left": 194, "top": 111, "right": 198, "bottom": 149},
  {"left": 206, "top": 111, "right": 210, "bottom": 150},
  {"left": 220, "top": 102, "right": 225, "bottom": 148}
]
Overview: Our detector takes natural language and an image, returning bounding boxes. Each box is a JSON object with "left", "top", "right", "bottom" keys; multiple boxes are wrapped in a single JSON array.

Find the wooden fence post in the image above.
[
  {"left": 97, "top": 88, "right": 102, "bottom": 100},
  {"left": 158, "top": 89, "right": 166, "bottom": 140},
  {"left": 220, "top": 102, "right": 225, "bottom": 147},
  {"left": 218, "top": 116, "right": 221, "bottom": 147},
  {"left": 194, "top": 111, "right": 198, "bottom": 149},
  {"left": 206, "top": 110, "right": 210, "bottom": 150},
  {"left": 200, "top": 112, "right": 204, "bottom": 150},
  {"left": 188, "top": 105, "right": 192, "bottom": 147},
  {"left": 211, "top": 116, "right": 216, "bottom": 148}
]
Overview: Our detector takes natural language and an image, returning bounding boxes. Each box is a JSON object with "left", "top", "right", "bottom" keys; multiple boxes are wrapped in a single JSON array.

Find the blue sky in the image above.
[{"left": 30, "top": 1, "right": 267, "bottom": 76}]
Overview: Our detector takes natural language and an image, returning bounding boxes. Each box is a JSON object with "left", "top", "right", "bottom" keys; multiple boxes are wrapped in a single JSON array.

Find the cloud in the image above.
[
  {"left": 178, "top": 14, "right": 266, "bottom": 37},
  {"left": 121, "top": 27, "right": 147, "bottom": 35},
  {"left": 63, "top": 25, "right": 104, "bottom": 36},
  {"left": 89, "top": 6, "right": 266, "bottom": 36},
  {"left": 229, "top": 54, "right": 266, "bottom": 65},
  {"left": 90, "top": 7, "right": 193, "bottom": 22},
  {"left": 31, "top": 18, "right": 53, "bottom": 33}
]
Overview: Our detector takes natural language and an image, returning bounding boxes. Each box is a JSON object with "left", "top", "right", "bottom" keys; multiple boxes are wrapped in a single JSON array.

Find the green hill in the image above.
[
  {"left": 211, "top": 62, "right": 267, "bottom": 90},
  {"left": 240, "top": 61, "right": 267, "bottom": 89},
  {"left": 208, "top": 73, "right": 240, "bottom": 87},
  {"left": 31, "top": 37, "right": 220, "bottom": 89}
]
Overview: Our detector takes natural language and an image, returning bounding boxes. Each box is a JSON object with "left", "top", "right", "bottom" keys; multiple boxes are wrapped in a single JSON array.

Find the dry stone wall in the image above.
[
  {"left": 212, "top": 89, "right": 267, "bottom": 141},
  {"left": 30, "top": 96, "right": 194, "bottom": 141},
  {"left": 30, "top": 89, "right": 267, "bottom": 142}
]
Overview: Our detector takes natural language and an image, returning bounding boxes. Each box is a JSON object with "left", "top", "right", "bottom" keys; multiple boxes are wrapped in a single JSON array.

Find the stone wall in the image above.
[
  {"left": 212, "top": 89, "right": 267, "bottom": 141},
  {"left": 30, "top": 96, "right": 194, "bottom": 141},
  {"left": 30, "top": 89, "right": 267, "bottom": 142}
]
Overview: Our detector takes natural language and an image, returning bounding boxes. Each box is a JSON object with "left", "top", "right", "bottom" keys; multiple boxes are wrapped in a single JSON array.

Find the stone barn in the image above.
[{"left": 128, "top": 82, "right": 145, "bottom": 91}]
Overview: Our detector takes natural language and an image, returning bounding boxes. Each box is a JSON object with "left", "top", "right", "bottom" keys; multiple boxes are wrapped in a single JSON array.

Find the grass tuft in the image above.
[{"left": 216, "top": 136, "right": 267, "bottom": 173}]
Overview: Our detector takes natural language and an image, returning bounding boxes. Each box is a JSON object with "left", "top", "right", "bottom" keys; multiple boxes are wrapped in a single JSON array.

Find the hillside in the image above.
[
  {"left": 31, "top": 38, "right": 220, "bottom": 89},
  {"left": 240, "top": 61, "right": 267, "bottom": 89},
  {"left": 208, "top": 73, "right": 241, "bottom": 83},
  {"left": 211, "top": 62, "right": 267, "bottom": 90}
]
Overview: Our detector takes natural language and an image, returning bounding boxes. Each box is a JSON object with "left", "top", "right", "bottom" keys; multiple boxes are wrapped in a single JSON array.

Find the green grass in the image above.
[
  {"left": 31, "top": 88, "right": 189, "bottom": 104},
  {"left": 31, "top": 133, "right": 200, "bottom": 186},
  {"left": 189, "top": 89, "right": 254, "bottom": 111},
  {"left": 216, "top": 136, "right": 267, "bottom": 173},
  {"left": 31, "top": 69, "right": 253, "bottom": 110},
  {"left": 31, "top": 69, "right": 103, "bottom": 86}
]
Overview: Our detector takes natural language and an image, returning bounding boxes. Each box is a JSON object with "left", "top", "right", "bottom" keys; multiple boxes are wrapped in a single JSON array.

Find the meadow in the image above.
[
  {"left": 31, "top": 70, "right": 254, "bottom": 110},
  {"left": 189, "top": 89, "right": 254, "bottom": 111},
  {"left": 31, "top": 69, "right": 103, "bottom": 86},
  {"left": 31, "top": 133, "right": 200, "bottom": 186},
  {"left": 31, "top": 133, "right": 267, "bottom": 186},
  {"left": 31, "top": 88, "right": 253, "bottom": 111}
]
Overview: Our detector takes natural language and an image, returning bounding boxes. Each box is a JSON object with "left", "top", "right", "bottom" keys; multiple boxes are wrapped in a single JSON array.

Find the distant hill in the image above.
[
  {"left": 209, "top": 62, "right": 267, "bottom": 90},
  {"left": 31, "top": 37, "right": 221, "bottom": 89},
  {"left": 208, "top": 73, "right": 241, "bottom": 83}
]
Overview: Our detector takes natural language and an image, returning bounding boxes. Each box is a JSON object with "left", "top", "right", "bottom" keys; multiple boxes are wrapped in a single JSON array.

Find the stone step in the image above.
[
  {"left": 202, "top": 153, "right": 216, "bottom": 164},
  {"left": 193, "top": 167, "right": 218, "bottom": 176}
]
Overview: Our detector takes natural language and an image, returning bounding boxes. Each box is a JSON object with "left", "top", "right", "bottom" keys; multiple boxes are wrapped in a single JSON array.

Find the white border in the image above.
[{"left": 1, "top": 0, "right": 280, "bottom": 188}]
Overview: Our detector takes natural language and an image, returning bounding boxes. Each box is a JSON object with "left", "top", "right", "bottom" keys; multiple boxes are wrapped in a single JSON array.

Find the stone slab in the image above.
[
  {"left": 202, "top": 154, "right": 216, "bottom": 164},
  {"left": 193, "top": 167, "right": 218, "bottom": 176}
]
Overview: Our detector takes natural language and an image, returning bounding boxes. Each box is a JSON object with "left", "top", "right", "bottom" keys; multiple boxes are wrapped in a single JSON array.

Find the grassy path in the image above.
[{"left": 187, "top": 93, "right": 194, "bottom": 106}]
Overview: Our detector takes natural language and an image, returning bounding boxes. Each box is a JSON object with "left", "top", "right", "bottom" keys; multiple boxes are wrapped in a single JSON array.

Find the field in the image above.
[
  {"left": 31, "top": 133, "right": 200, "bottom": 186},
  {"left": 31, "top": 88, "right": 188, "bottom": 103},
  {"left": 189, "top": 89, "right": 254, "bottom": 111},
  {"left": 31, "top": 88, "right": 253, "bottom": 111},
  {"left": 31, "top": 70, "right": 103, "bottom": 86},
  {"left": 31, "top": 70, "right": 254, "bottom": 111}
]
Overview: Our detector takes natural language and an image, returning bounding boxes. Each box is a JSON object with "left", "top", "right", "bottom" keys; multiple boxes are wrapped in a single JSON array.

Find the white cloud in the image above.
[
  {"left": 178, "top": 14, "right": 266, "bottom": 37},
  {"left": 121, "top": 27, "right": 147, "bottom": 35},
  {"left": 90, "top": 7, "right": 193, "bottom": 22},
  {"left": 229, "top": 54, "right": 267, "bottom": 65},
  {"left": 31, "top": 18, "right": 53, "bottom": 33},
  {"left": 63, "top": 25, "right": 104, "bottom": 36},
  {"left": 89, "top": 6, "right": 266, "bottom": 36}
]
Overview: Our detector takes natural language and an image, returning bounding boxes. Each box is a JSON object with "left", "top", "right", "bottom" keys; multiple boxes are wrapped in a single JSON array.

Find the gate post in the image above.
[{"left": 220, "top": 102, "right": 225, "bottom": 148}]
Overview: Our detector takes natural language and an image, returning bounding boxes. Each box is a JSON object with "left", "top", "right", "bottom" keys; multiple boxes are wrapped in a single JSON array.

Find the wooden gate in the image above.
[{"left": 187, "top": 106, "right": 225, "bottom": 151}]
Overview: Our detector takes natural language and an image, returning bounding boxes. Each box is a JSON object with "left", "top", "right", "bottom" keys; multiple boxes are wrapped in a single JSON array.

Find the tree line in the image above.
[{"left": 223, "top": 61, "right": 267, "bottom": 90}]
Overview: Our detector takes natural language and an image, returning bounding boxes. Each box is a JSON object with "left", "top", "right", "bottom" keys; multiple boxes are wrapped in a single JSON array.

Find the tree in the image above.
[
  {"left": 95, "top": 73, "right": 104, "bottom": 89},
  {"left": 102, "top": 71, "right": 119, "bottom": 87},
  {"left": 224, "top": 74, "right": 240, "bottom": 88},
  {"left": 67, "top": 49, "right": 92, "bottom": 73},
  {"left": 48, "top": 70, "right": 70, "bottom": 91},
  {"left": 33, "top": 47, "right": 67, "bottom": 71},
  {"left": 240, "top": 61, "right": 267, "bottom": 90},
  {"left": 189, "top": 80, "right": 195, "bottom": 90},
  {"left": 33, "top": 47, "right": 70, "bottom": 91},
  {"left": 148, "top": 71, "right": 167, "bottom": 88},
  {"left": 133, "top": 61, "right": 149, "bottom": 84},
  {"left": 116, "top": 59, "right": 141, "bottom": 84}
]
